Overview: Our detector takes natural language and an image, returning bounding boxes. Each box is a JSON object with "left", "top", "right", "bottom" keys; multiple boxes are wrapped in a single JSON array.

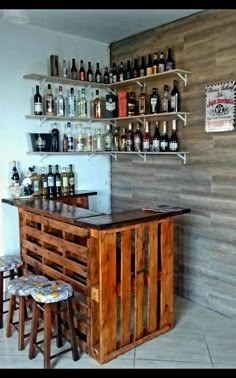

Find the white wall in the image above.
[{"left": 0, "top": 20, "right": 111, "bottom": 255}]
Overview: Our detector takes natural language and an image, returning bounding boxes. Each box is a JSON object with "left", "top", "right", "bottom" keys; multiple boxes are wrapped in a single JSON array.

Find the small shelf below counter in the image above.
[{"left": 27, "top": 151, "right": 189, "bottom": 164}]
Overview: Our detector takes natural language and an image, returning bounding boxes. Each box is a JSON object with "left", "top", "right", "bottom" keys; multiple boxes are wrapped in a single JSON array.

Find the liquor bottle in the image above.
[
  {"left": 63, "top": 133, "right": 68, "bottom": 152},
  {"left": 139, "top": 56, "right": 146, "bottom": 77},
  {"left": 127, "top": 91, "right": 136, "bottom": 116},
  {"left": 75, "top": 123, "right": 85, "bottom": 152},
  {"left": 152, "top": 52, "right": 158, "bottom": 74},
  {"left": 125, "top": 60, "right": 132, "bottom": 80},
  {"left": 109, "top": 67, "right": 113, "bottom": 84},
  {"left": 71, "top": 58, "right": 77, "bottom": 80},
  {"left": 127, "top": 123, "right": 134, "bottom": 152},
  {"left": 143, "top": 121, "right": 151, "bottom": 152},
  {"left": 112, "top": 63, "right": 118, "bottom": 83},
  {"left": 170, "top": 80, "right": 180, "bottom": 112},
  {"left": 47, "top": 164, "right": 55, "bottom": 199},
  {"left": 160, "top": 121, "right": 169, "bottom": 152},
  {"left": 146, "top": 54, "right": 153, "bottom": 76},
  {"left": 66, "top": 122, "right": 74, "bottom": 151},
  {"left": 87, "top": 61, "right": 93, "bottom": 82},
  {"left": 138, "top": 84, "right": 147, "bottom": 115},
  {"left": 132, "top": 58, "right": 139, "bottom": 78},
  {"left": 150, "top": 87, "right": 160, "bottom": 114},
  {"left": 104, "top": 124, "right": 113, "bottom": 151},
  {"left": 158, "top": 52, "right": 166, "bottom": 73},
  {"left": 40, "top": 167, "right": 48, "bottom": 198},
  {"left": 31, "top": 166, "right": 41, "bottom": 197},
  {"left": 85, "top": 126, "right": 93, "bottom": 152},
  {"left": 34, "top": 85, "right": 42, "bottom": 115},
  {"left": 55, "top": 164, "right": 62, "bottom": 198},
  {"left": 62, "top": 59, "right": 67, "bottom": 78},
  {"left": 103, "top": 67, "right": 109, "bottom": 84},
  {"left": 166, "top": 48, "right": 175, "bottom": 71},
  {"left": 67, "top": 87, "right": 76, "bottom": 117},
  {"left": 61, "top": 167, "right": 69, "bottom": 196},
  {"left": 79, "top": 60, "right": 85, "bottom": 81},
  {"left": 51, "top": 122, "right": 60, "bottom": 152},
  {"left": 161, "top": 85, "right": 171, "bottom": 113},
  {"left": 152, "top": 121, "right": 161, "bottom": 152},
  {"left": 55, "top": 85, "right": 65, "bottom": 117},
  {"left": 45, "top": 84, "right": 55, "bottom": 116},
  {"left": 96, "top": 128, "right": 103, "bottom": 151},
  {"left": 134, "top": 123, "right": 142, "bottom": 152},
  {"left": 169, "top": 120, "right": 179, "bottom": 152},
  {"left": 118, "top": 61, "right": 124, "bottom": 82},
  {"left": 78, "top": 88, "right": 88, "bottom": 118},
  {"left": 94, "top": 90, "right": 102, "bottom": 118},
  {"left": 95, "top": 62, "right": 101, "bottom": 83},
  {"left": 105, "top": 93, "right": 117, "bottom": 118},
  {"left": 68, "top": 164, "right": 75, "bottom": 196},
  {"left": 11, "top": 160, "right": 20, "bottom": 186},
  {"left": 120, "top": 128, "right": 127, "bottom": 151},
  {"left": 113, "top": 126, "right": 120, "bottom": 151}
]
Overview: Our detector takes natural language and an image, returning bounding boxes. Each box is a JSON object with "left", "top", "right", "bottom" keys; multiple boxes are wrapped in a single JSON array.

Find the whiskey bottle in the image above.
[
  {"left": 45, "top": 84, "right": 55, "bottom": 116},
  {"left": 34, "top": 85, "right": 42, "bottom": 115},
  {"left": 127, "top": 91, "right": 136, "bottom": 116},
  {"left": 94, "top": 90, "right": 102, "bottom": 118},
  {"left": 169, "top": 120, "right": 179, "bottom": 152}
]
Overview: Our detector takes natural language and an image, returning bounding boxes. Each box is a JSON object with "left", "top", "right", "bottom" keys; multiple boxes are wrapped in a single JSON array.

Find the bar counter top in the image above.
[{"left": 2, "top": 196, "right": 190, "bottom": 230}]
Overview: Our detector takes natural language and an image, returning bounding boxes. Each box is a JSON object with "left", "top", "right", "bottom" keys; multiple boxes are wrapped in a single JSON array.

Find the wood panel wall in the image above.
[{"left": 110, "top": 9, "right": 236, "bottom": 318}]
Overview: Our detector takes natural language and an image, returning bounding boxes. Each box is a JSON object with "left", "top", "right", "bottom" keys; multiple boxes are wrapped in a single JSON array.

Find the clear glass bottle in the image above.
[
  {"left": 45, "top": 84, "right": 55, "bottom": 116},
  {"left": 67, "top": 87, "right": 76, "bottom": 117},
  {"left": 61, "top": 167, "right": 69, "bottom": 196},
  {"left": 104, "top": 124, "right": 113, "bottom": 151},
  {"left": 78, "top": 87, "right": 88, "bottom": 118},
  {"left": 85, "top": 126, "right": 93, "bottom": 152},
  {"left": 152, "top": 121, "right": 161, "bottom": 152},
  {"left": 143, "top": 121, "right": 150, "bottom": 152},
  {"left": 96, "top": 128, "right": 103, "bottom": 151},
  {"left": 161, "top": 85, "right": 171, "bottom": 113},
  {"left": 75, "top": 123, "right": 85, "bottom": 152},
  {"left": 94, "top": 90, "right": 102, "bottom": 118},
  {"left": 134, "top": 123, "right": 142, "bottom": 152},
  {"left": 55, "top": 85, "right": 65, "bottom": 117}
]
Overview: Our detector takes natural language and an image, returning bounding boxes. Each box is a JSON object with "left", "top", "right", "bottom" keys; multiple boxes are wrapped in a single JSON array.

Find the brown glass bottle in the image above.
[
  {"left": 94, "top": 90, "right": 102, "bottom": 118},
  {"left": 138, "top": 84, "right": 147, "bottom": 115},
  {"left": 146, "top": 54, "right": 153, "bottom": 76},
  {"left": 79, "top": 59, "right": 85, "bottom": 81},
  {"left": 127, "top": 92, "right": 136, "bottom": 116}
]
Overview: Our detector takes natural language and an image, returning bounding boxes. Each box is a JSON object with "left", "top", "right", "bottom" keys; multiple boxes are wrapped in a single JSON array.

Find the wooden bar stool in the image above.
[
  {"left": 0, "top": 254, "right": 23, "bottom": 329},
  {"left": 29, "top": 280, "right": 80, "bottom": 369},
  {"left": 6, "top": 275, "right": 49, "bottom": 350}
]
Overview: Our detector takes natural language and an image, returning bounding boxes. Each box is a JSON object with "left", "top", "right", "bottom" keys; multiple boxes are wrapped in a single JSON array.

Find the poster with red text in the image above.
[{"left": 205, "top": 81, "right": 236, "bottom": 132}]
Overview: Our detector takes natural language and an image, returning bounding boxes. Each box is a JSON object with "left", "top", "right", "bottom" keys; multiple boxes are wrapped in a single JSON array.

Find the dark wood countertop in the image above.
[
  {"left": 75, "top": 207, "right": 190, "bottom": 230},
  {"left": 2, "top": 197, "right": 101, "bottom": 225}
]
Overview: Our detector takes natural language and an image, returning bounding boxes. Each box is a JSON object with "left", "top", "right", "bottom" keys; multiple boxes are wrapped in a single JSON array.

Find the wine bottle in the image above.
[
  {"left": 146, "top": 54, "right": 153, "bottom": 76},
  {"left": 71, "top": 58, "right": 77, "bottom": 80},
  {"left": 51, "top": 122, "right": 60, "bottom": 152},
  {"left": 169, "top": 120, "right": 179, "bottom": 152},
  {"left": 166, "top": 48, "right": 175, "bottom": 71},
  {"left": 34, "top": 85, "right": 42, "bottom": 115},
  {"left": 55, "top": 164, "right": 62, "bottom": 197},
  {"left": 95, "top": 62, "right": 101, "bottom": 83},
  {"left": 47, "top": 164, "right": 55, "bottom": 199},
  {"left": 87, "top": 61, "right": 93, "bottom": 82},
  {"left": 160, "top": 121, "right": 169, "bottom": 152},
  {"left": 11, "top": 160, "right": 20, "bottom": 186},
  {"left": 45, "top": 84, "right": 55, "bottom": 116},
  {"left": 170, "top": 80, "right": 180, "bottom": 112},
  {"left": 68, "top": 164, "right": 75, "bottom": 196},
  {"left": 79, "top": 59, "right": 85, "bottom": 81},
  {"left": 152, "top": 121, "right": 161, "bottom": 152}
]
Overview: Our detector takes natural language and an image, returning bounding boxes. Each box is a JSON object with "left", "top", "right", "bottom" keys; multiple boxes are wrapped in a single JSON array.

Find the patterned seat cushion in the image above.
[
  {"left": 7, "top": 275, "right": 49, "bottom": 296},
  {"left": 30, "top": 280, "right": 73, "bottom": 303},
  {"left": 0, "top": 255, "right": 23, "bottom": 272}
]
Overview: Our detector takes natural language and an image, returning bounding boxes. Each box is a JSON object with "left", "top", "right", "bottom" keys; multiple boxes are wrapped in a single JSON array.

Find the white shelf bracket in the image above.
[
  {"left": 87, "top": 153, "right": 96, "bottom": 160},
  {"left": 40, "top": 154, "right": 48, "bottom": 162},
  {"left": 137, "top": 152, "right": 146, "bottom": 162},
  {"left": 136, "top": 117, "right": 145, "bottom": 126},
  {"left": 176, "top": 152, "right": 187, "bottom": 164},
  {"left": 39, "top": 78, "right": 47, "bottom": 89},
  {"left": 176, "top": 72, "right": 188, "bottom": 86},
  {"left": 107, "top": 87, "right": 116, "bottom": 94},
  {"left": 135, "top": 81, "right": 143, "bottom": 88},
  {"left": 177, "top": 113, "right": 187, "bottom": 126},
  {"left": 108, "top": 121, "right": 116, "bottom": 127},
  {"left": 40, "top": 118, "right": 47, "bottom": 127},
  {"left": 110, "top": 152, "right": 117, "bottom": 161}
]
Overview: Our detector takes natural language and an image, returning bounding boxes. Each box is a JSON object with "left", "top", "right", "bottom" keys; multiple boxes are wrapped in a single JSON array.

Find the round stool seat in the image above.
[
  {"left": 8, "top": 275, "right": 49, "bottom": 296},
  {"left": 31, "top": 280, "right": 73, "bottom": 303},
  {"left": 0, "top": 255, "right": 23, "bottom": 272}
]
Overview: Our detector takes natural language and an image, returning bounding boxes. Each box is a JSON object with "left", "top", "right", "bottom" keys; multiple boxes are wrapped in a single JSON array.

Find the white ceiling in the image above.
[{"left": 1, "top": 9, "right": 205, "bottom": 44}]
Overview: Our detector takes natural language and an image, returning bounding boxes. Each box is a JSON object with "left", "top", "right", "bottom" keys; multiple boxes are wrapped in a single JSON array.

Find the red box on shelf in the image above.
[{"left": 118, "top": 91, "right": 128, "bottom": 118}]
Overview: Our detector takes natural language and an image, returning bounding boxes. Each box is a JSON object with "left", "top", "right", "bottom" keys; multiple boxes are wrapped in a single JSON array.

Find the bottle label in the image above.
[
  {"left": 169, "top": 141, "right": 178, "bottom": 151},
  {"left": 146, "top": 67, "right": 153, "bottom": 76},
  {"left": 80, "top": 72, "right": 85, "bottom": 81},
  {"left": 46, "top": 99, "right": 54, "bottom": 113},
  {"left": 56, "top": 179, "right": 61, "bottom": 187},
  {"left": 150, "top": 98, "right": 158, "bottom": 113},
  {"left": 96, "top": 74, "right": 101, "bottom": 83},
  {"left": 69, "top": 177, "right": 74, "bottom": 185},
  {"left": 143, "top": 140, "right": 150, "bottom": 150},
  {"left": 33, "top": 180, "right": 40, "bottom": 192},
  {"left": 152, "top": 65, "right": 158, "bottom": 74},
  {"left": 153, "top": 139, "right": 160, "bottom": 151},
  {"left": 62, "top": 177, "right": 69, "bottom": 187},
  {"left": 106, "top": 101, "right": 116, "bottom": 111},
  {"left": 34, "top": 102, "right": 42, "bottom": 113},
  {"left": 166, "top": 62, "right": 174, "bottom": 71},
  {"left": 88, "top": 73, "right": 93, "bottom": 82},
  {"left": 48, "top": 177, "right": 54, "bottom": 187},
  {"left": 158, "top": 64, "right": 165, "bottom": 73}
]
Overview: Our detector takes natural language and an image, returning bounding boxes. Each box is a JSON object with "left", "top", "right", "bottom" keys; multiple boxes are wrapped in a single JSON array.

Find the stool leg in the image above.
[
  {"left": 44, "top": 304, "right": 52, "bottom": 369},
  {"left": 6, "top": 295, "right": 16, "bottom": 337},
  {"left": 18, "top": 296, "right": 26, "bottom": 350},
  {"left": 29, "top": 300, "right": 40, "bottom": 360},
  {"left": 55, "top": 302, "right": 63, "bottom": 348},
  {"left": 0, "top": 272, "right": 3, "bottom": 329},
  {"left": 67, "top": 297, "right": 80, "bottom": 361}
]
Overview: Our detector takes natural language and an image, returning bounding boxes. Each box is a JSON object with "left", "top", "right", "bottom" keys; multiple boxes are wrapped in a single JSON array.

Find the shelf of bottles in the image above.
[
  {"left": 26, "top": 151, "right": 189, "bottom": 164},
  {"left": 23, "top": 69, "right": 191, "bottom": 89}
]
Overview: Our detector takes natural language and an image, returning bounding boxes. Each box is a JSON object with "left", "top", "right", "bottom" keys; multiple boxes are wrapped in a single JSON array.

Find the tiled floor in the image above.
[{"left": 1, "top": 295, "right": 236, "bottom": 368}]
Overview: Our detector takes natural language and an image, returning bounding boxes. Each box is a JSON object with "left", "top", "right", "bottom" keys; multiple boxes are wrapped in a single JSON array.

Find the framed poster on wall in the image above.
[{"left": 205, "top": 81, "right": 236, "bottom": 132}]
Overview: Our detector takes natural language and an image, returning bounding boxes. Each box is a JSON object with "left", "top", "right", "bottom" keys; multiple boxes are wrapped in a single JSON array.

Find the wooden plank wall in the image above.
[{"left": 110, "top": 9, "right": 236, "bottom": 317}]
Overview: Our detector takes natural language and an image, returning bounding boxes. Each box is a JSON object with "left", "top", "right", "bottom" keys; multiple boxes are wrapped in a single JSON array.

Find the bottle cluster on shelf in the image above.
[
  {"left": 33, "top": 80, "right": 180, "bottom": 119},
  {"left": 49, "top": 48, "right": 175, "bottom": 84},
  {"left": 10, "top": 161, "right": 75, "bottom": 199},
  {"left": 31, "top": 120, "right": 179, "bottom": 154}
]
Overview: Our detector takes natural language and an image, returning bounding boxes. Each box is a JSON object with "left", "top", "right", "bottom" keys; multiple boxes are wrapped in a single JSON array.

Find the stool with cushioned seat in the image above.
[
  {"left": 6, "top": 274, "right": 49, "bottom": 350},
  {"left": 29, "top": 280, "right": 80, "bottom": 369},
  {"left": 0, "top": 254, "right": 23, "bottom": 329}
]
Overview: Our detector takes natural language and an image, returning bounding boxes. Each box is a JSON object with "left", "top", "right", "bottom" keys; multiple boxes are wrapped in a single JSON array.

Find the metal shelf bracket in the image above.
[
  {"left": 110, "top": 152, "right": 117, "bottom": 161},
  {"left": 40, "top": 118, "right": 47, "bottom": 127},
  {"left": 177, "top": 113, "right": 187, "bottom": 126},
  {"left": 176, "top": 152, "right": 187, "bottom": 164},
  {"left": 39, "top": 78, "right": 47, "bottom": 89}
]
